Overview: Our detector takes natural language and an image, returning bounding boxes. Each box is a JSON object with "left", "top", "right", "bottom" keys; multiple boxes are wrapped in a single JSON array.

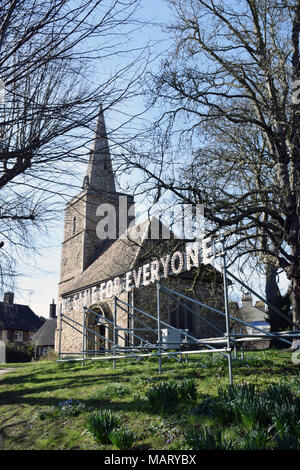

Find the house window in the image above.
[
  {"left": 72, "top": 216, "right": 77, "bottom": 235},
  {"left": 14, "top": 331, "right": 23, "bottom": 341}
]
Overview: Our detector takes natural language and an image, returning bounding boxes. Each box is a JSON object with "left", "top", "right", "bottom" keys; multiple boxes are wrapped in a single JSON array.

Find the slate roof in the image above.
[
  {"left": 34, "top": 318, "right": 57, "bottom": 346},
  {"left": 0, "top": 302, "right": 44, "bottom": 331}
]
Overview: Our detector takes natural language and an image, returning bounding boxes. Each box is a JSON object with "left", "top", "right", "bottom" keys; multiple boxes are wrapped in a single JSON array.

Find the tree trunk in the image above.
[
  {"left": 265, "top": 264, "right": 287, "bottom": 348},
  {"left": 289, "top": 271, "right": 300, "bottom": 350}
]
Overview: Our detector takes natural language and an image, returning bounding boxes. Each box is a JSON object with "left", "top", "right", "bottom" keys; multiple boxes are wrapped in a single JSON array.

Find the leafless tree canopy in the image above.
[
  {"left": 118, "top": 0, "right": 300, "bottom": 328},
  {"left": 0, "top": 0, "right": 146, "bottom": 289}
]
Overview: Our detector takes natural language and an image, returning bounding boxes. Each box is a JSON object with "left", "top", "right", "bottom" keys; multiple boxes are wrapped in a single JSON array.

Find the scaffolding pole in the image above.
[
  {"left": 157, "top": 282, "right": 162, "bottom": 374},
  {"left": 221, "top": 234, "right": 233, "bottom": 385},
  {"left": 113, "top": 296, "right": 117, "bottom": 370},
  {"left": 82, "top": 308, "right": 85, "bottom": 366}
]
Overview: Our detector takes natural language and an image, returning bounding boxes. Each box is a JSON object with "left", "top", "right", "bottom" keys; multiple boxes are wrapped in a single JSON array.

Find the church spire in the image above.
[{"left": 84, "top": 105, "right": 116, "bottom": 193}]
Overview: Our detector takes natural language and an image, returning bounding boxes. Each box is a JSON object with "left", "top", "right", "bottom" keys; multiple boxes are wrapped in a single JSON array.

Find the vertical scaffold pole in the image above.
[
  {"left": 58, "top": 304, "right": 62, "bottom": 361},
  {"left": 221, "top": 234, "right": 233, "bottom": 385},
  {"left": 113, "top": 296, "right": 117, "bottom": 371},
  {"left": 82, "top": 308, "right": 86, "bottom": 366},
  {"left": 157, "top": 282, "right": 162, "bottom": 374}
]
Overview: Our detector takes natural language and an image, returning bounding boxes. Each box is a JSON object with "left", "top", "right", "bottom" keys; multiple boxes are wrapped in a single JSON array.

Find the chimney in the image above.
[
  {"left": 3, "top": 292, "right": 14, "bottom": 304},
  {"left": 255, "top": 300, "right": 265, "bottom": 309},
  {"left": 49, "top": 299, "right": 56, "bottom": 319},
  {"left": 242, "top": 292, "right": 252, "bottom": 302}
]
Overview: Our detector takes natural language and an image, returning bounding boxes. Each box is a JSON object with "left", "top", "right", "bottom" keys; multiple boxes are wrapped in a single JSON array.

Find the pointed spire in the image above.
[{"left": 84, "top": 105, "right": 116, "bottom": 193}]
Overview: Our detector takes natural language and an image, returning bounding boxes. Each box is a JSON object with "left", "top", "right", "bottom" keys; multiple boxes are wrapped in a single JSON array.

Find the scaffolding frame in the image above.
[{"left": 57, "top": 235, "right": 300, "bottom": 384}]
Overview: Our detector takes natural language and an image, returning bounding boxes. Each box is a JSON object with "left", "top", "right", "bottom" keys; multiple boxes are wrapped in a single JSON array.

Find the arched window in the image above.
[{"left": 72, "top": 216, "right": 77, "bottom": 235}]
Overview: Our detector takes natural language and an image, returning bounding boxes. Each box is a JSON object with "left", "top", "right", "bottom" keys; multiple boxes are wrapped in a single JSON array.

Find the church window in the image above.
[{"left": 72, "top": 216, "right": 77, "bottom": 235}]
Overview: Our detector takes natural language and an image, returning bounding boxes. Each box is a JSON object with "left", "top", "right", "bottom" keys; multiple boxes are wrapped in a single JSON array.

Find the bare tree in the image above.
[
  {"left": 117, "top": 0, "right": 300, "bottom": 336},
  {"left": 0, "top": 0, "right": 148, "bottom": 290}
]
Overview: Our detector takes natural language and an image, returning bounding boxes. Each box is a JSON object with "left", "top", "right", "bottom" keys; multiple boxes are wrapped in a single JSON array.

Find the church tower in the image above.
[{"left": 58, "top": 106, "right": 134, "bottom": 296}]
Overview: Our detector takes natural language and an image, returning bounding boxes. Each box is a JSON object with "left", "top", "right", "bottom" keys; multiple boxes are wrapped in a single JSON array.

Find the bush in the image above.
[
  {"left": 261, "top": 382, "right": 295, "bottom": 407},
  {"left": 217, "top": 383, "right": 256, "bottom": 404},
  {"left": 217, "top": 384, "right": 270, "bottom": 429},
  {"left": 146, "top": 378, "right": 197, "bottom": 413},
  {"left": 6, "top": 343, "right": 34, "bottom": 362},
  {"left": 146, "top": 381, "right": 179, "bottom": 412},
  {"left": 183, "top": 427, "right": 233, "bottom": 450},
  {"left": 86, "top": 409, "right": 121, "bottom": 444},
  {"left": 269, "top": 403, "right": 300, "bottom": 436},
  {"left": 108, "top": 427, "right": 135, "bottom": 449},
  {"left": 241, "top": 427, "right": 269, "bottom": 450},
  {"left": 177, "top": 378, "right": 197, "bottom": 401}
]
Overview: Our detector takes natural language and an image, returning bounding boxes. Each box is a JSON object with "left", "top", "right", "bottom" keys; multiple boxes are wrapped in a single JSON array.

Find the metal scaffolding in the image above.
[{"left": 57, "top": 235, "right": 300, "bottom": 384}]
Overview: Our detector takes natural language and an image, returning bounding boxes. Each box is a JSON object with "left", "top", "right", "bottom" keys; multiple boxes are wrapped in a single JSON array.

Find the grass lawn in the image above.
[{"left": 0, "top": 348, "right": 299, "bottom": 450}]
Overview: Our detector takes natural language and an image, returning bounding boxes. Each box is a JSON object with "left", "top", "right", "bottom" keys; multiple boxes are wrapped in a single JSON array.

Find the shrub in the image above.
[
  {"left": 218, "top": 383, "right": 256, "bottom": 404},
  {"left": 217, "top": 384, "right": 270, "bottom": 429},
  {"left": 177, "top": 378, "right": 197, "bottom": 401},
  {"left": 241, "top": 427, "right": 269, "bottom": 450},
  {"left": 86, "top": 409, "right": 121, "bottom": 444},
  {"left": 233, "top": 396, "right": 270, "bottom": 429},
  {"left": 269, "top": 403, "right": 299, "bottom": 436},
  {"left": 183, "top": 427, "right": 233, "bottom": 450},
  {"left": 262, "top": 383, "right": 295, "bottom": 407},
  {"left": 146, "top": 381, "right": 179, "bottom": 412},
  {"left": 6, "top": 343, "right": 34, "bottom": 362},
  {"left": 108, "top": 427, "right": 135, "bottom": 449}
]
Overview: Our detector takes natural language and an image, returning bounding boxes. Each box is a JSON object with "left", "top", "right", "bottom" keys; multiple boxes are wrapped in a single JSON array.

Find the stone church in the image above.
[{"left": 55, "top": 107, "right": 226, "bottom": 357}]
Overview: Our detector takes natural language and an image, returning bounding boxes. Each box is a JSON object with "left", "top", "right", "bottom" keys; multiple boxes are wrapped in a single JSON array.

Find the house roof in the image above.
[
  {"left": 0, "top": 302, "right": 44, "bottom": 332},
  {"left": 240, "top": 299, "right": 268, "bottom": 323},
  {"left": 34, "top": 318, "right": 57, "bottom": 346}
]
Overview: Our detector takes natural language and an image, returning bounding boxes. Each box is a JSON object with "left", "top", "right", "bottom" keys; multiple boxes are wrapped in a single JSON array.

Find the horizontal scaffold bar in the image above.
[
  {"left": 116, "top": 296, "right": 227, "bottom": 354},
  {"left": 57, "top": 347, "right": 229, "bottom": 363},
  {"left": 159, "top": 285, "right": 293, "bottom": 348}
]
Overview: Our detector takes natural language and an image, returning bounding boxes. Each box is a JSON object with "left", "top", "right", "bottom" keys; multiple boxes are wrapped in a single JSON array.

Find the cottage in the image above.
[
  {"left": 34, "top": 300, "right": 57, "bottom": 357},
  {"left": 0, "top": 292, "right": 44, "bottom": 346}
]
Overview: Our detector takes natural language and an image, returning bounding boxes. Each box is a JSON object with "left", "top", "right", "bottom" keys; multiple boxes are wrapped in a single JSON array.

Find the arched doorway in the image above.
[{"left": 85, "top": 302, "right": 113, "bottom": 355}]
